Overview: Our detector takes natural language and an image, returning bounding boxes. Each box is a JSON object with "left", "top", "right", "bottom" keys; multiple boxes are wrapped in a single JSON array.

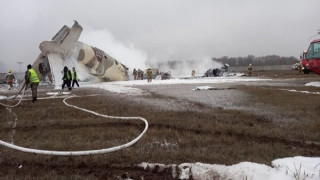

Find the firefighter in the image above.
[
  {"left": 191, "top": 69, "right": 195, "bottom": 77},
  {"left": 140, "top": 69, "right": 144, "bottom": 80},
  {"left": 5, "top": 69, "right": 15, "bottom": 90},
  {"left": 62, "top": 66, "right": 72, "bottom": 90},
  {"left": 147, "top": 69, "right": 152, "bottom": 82},
  {"left": 133, "top": 68, "right": 137, "bottom": 80},
  {"left": 248, "top": 64, "right": 253, "bottom": 77},
  {"left": 25, "top": 64, "right": 39, "bottom": 102},
  {"left": 137, "top": 69, "right": 142, "bottom": 80},
  {"left": 72, "top": 67, "right": 79, "bottom": 88}
]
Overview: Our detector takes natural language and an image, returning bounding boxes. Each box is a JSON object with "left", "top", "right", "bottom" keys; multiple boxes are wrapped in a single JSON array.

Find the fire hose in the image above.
[
  {"left": 0, "top": 87, "right": 148, "bottom": 156},
  {"left": 0, "top": 82, "right": 26, "bottom": 108}
]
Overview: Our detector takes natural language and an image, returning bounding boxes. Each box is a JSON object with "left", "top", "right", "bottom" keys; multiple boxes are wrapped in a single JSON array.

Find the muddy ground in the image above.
[{"left": 0, "top": 70, "right": 320, "bottom": 179}]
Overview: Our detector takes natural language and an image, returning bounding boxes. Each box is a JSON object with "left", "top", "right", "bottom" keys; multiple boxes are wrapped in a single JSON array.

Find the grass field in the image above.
[{"left": 0, "top": 70, "right": 319, "bottom": 179}]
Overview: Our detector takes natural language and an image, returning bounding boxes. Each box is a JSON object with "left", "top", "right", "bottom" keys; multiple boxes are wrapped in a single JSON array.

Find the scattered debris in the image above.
[
  {"left": 204, "top": 64, "right": 229, "bottom": 77},
  {"left": 160, "top": 71, "right": 172, "bottom": 80}
]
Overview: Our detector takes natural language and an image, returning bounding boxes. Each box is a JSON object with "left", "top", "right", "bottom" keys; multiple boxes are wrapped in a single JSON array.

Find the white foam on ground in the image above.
[
  {"left": 81, "top": 76, "right": 270, "bottom": 95},
  {"left": 81, "top": 83, "right": 144, "bottom": 95},
  {"left": 108, "top": 76, "right": 270, "bottom": 86},
  {"left": 306, "top": 81, "right": 320, "bottom": 87}
]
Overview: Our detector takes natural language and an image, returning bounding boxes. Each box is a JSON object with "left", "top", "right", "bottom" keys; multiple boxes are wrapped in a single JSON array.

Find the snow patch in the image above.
[
  {"left": 192, "top": 86, "right": 214, "bottom": 90},
  {"left": 272, "top": 156, "right": 320, "bottom": 180},
  {"left": 139, "top": 156, "right": 320, "bottom": 180},
  {"left": 0, "top": 95, "right": 7, "bottom": 100},
  {"left": 46, "top": 92, "right": 71, "bottom": 95},
  {"left": 281, "top": 89, "right": 320, "bottom": 95},
  {"left": 306, "top": 81, "right": 320, "bottom": 87}
]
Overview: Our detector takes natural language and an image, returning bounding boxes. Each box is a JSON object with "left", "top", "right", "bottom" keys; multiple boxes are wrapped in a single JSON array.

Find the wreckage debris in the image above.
[{"left": 204, "top": 64, "right": 229, "bottom": 77}]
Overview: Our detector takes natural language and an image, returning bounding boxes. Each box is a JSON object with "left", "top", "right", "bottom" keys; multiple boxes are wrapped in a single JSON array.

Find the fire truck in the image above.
[{"left": 301, "top": 38, "right": 320, "bottom": 75}]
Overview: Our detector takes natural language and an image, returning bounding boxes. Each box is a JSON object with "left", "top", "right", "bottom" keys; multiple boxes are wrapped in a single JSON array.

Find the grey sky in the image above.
[{"left": 0, "top": 0, "right": 319, "bottom": 72}]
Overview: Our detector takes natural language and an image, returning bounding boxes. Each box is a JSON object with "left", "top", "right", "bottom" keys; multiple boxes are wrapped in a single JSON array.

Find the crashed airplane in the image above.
[{"left": 28, "top": 21, "right": 128, "bottom": 87}]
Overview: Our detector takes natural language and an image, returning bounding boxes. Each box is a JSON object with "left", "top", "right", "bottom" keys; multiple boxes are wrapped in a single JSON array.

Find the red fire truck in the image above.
[{"left": 302, "top": 38, "right": 320, "bottom": 75}]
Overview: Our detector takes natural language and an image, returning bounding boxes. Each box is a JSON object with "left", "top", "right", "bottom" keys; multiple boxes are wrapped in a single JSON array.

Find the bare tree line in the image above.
[{"left": 212, "top": 55, "right": 299, "bottom": 66}]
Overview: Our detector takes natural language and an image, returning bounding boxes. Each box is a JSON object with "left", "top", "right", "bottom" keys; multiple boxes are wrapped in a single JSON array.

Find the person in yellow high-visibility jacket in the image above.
[
  {"left": 62, "top": 66, "right": 72, "bottom": 90},
  {"left": 25, "top": 64, "right": 40, "bottom": 102},
  {"left": 72, "top": 67, "right": 79, "bottom": 88}
]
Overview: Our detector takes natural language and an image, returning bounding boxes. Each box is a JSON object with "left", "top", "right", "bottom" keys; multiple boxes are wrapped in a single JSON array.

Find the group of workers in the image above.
[
  {"left": 61, "top": 66, "right": 79, "bottom": 91},
  {"left": 4, "top": 65, "right": 79, "bottom": 102},
  {"left": 132, "top": 68, "right": 153, "bottom": 82},
  {"left": 132, "top": 68, "right": 144, "bottom": 80}
]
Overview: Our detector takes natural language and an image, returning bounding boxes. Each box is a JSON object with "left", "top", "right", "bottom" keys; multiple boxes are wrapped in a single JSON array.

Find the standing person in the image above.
[
  {"left": 133, "top": 68, "right": 137, "bottom": 80},
  {"left": 62, "top": 66, "right": 72, "bottom": 90},
  {"left": 25, "top": 64, "right": 40, "bottom": 102},
  {"left": 191, "top": 69, "right": 195, "bottom": 77},
  {"left": 248, "top": 64, "right": 253, "bottom": 77},
  {"left": 137, "top": 69, "right": 142, "bottom": 80},
  {"left": 147, "top": 69, "right": 152, "bottom": 82},
  {"left": 5, "top": 69, "right": 15, "bottom": 90},
  {"left": 140, "top": 69, "right": 144, "bottom": 80},
  {"left": 72, "top": 67, "right": 80, "bottom": 88}
]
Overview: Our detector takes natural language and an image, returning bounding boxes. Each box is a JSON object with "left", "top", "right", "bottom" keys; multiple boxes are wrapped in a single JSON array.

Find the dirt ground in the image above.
[{"left": 0, "top": 70, "right": 319, "bottom": 179}]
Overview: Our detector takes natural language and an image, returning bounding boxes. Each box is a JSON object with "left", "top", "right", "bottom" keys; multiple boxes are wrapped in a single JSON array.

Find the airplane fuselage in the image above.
[{"left": 76, "top": 42, "right": 128, "bottom": 81}]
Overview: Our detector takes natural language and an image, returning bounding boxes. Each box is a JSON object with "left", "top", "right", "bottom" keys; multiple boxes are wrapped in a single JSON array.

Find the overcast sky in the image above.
[{"left": 0, "top": 0, "right": 319, "bottom": 73}]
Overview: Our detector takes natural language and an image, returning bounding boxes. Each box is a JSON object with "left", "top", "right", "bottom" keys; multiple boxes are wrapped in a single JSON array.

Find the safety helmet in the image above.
[{"left": 8, "top": 69, "right": 12, "bottom": 73}]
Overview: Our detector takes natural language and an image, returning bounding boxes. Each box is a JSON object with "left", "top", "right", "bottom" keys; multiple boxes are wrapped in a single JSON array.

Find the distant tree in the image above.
[{"left": 212, "top": 55, "right": 299, "bottom": 66}]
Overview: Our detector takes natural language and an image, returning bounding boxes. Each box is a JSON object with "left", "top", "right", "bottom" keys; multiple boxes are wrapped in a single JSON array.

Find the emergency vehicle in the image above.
[{"left": 302, "top": 38, "right": 320, "bottom": 75}]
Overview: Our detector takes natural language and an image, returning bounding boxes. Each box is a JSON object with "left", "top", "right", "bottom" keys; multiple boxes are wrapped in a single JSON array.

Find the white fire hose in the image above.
[
  {"left": 0, "top": 89, "right": 148, "bottom": 156},
  {"left": 0, "top": 83, "right": 26, "bottom": 108}
]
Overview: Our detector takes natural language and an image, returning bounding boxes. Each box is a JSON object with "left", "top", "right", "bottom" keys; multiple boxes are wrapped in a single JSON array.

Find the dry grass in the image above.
[{"left": 0, "top": 73, "right": 320, "bottom": 179}]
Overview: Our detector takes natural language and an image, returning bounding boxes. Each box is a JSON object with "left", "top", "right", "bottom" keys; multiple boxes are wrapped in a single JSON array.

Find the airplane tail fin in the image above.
[
  {"left": 40, "top": 21, "right": 83, "bottom": 57},
  {"left": 58, "top": 21, "right": 83, "bottom": 54}
]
